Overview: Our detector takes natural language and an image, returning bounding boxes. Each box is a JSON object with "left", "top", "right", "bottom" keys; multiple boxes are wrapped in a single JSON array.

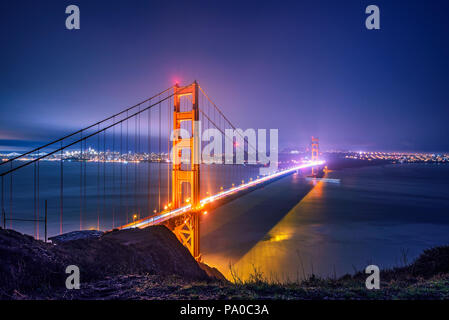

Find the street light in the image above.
[{"left": 132, "top": 214, "right": 138, "bottom": 228}]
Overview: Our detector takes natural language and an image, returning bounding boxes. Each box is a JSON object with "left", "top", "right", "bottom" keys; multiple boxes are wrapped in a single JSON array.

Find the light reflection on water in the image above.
[{"left": 201, "top": 164, "right": 449, "bottom": 281}]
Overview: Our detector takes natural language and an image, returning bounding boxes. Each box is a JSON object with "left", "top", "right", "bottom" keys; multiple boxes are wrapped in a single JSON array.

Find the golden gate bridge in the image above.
[{"left": 0, "top": 81, "right": 323, "bottom": 260}]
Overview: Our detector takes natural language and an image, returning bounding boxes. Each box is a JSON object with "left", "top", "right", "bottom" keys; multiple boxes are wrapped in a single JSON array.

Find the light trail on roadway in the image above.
[{"left": 120, "top": 160, "right": 325, "bottom": 230}]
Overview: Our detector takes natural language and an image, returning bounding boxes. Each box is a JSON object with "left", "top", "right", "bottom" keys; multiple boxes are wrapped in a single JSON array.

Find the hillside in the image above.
[{"left": 1, "top": 226, "right": 448, "bottom": 300}]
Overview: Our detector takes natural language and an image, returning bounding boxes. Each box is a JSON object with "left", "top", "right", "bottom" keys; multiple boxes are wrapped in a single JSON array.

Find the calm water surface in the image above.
[
  {"left": 201, "top": 164, "right": 449, "bottom": 281},
  {"left": 1, "top": 162, "right": 259, "bottom": 236},
  {"left": 4, "top": 161, "right": 449, "bottom": 281}
]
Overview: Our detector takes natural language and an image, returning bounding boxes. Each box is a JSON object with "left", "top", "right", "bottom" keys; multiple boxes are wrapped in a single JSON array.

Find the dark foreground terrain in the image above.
[{"left": 0, "top": 226, "right": 448, "bottom": 300}]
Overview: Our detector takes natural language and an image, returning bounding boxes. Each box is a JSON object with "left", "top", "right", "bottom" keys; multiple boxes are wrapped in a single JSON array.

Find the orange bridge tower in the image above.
[
  {"left": 170, "top": 81, "right": 201, "bottom": 260},
  {"left": 311, "top": 136, "right": 319, "bottom": 176}
]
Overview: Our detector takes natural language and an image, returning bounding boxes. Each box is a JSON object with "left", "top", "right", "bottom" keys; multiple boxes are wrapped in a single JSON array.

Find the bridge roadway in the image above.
[{"left": 120, "top": 161, "right": 325, "bottom": 230}]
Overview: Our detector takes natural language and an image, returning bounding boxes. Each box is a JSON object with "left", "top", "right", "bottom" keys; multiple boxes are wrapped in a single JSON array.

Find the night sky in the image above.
[{"left": 1, "top": 0, "right": 448, "bottom": 152}]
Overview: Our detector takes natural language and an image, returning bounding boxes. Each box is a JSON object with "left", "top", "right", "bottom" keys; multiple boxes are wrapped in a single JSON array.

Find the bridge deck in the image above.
[{"left": 120, "top": 161, "right": 325, "bottom": 230}]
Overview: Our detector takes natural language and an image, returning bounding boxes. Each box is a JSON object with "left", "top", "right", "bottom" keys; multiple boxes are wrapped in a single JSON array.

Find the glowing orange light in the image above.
[
  {"left": 203, "top": 211, "right": 208, "bottom": 215},
  {"left": 269, "top": 234, "right": 290, "bottom": 242}
]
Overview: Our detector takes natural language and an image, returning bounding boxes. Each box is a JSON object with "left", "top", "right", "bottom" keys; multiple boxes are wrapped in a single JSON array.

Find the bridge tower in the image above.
[
  {"left": 311, "top": 136, "right": 319, "bottom": 175},
  {"left": 171, "top": 81, "right": 201, "bottom": 260}
]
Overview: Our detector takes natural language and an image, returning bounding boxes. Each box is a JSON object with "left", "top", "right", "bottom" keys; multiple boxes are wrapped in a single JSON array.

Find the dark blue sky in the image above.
[{"left": 1, "top": 0, "right": 448, "bottom": 152}]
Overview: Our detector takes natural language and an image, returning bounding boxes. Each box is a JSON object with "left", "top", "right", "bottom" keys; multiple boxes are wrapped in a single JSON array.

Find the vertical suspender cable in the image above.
[
  {"left": 9, "top": 157, "right": 12, "bottom": 228},
  {"left": 60, "top": 141, "right": 63, "bottom": 234},
  {"left": 126, "top": 112, "right": 129, "bottom": 223},
  {"left": 1, "top": 176, "right": 4, "bottom": 229},
  {"left": 147, "top": 101, "right": 151, "bottom": 216},
  {"left": 34, "top": 161, "right": 36, "bottom": 238},
  {"left": 167, "top": 96, "right": 170, "bottom": 206},
  {"left": 84, "top": 138, "right": 87, "bottom": 228},
  {"left": 135, "top": 110, "right": 138, "bottom": 216},
  {"left": 80, "top": 133, "right": 83, "bottom": 230},
  {"left": 138, "top": 109, "right": 141, "bottom": 216},
  {"left": 158, "top": 102, "right": 161, "bottom": 211},
  {"left": 102, "top": 129, "right": 106, "bottom": 231},
  {"left": 134, "top": 114, "right": 137, "bottom": 216},
  {"left": 101, "top": 130, "right": 106, "bottom": 230},
  {"left": 37, "top": 150, "right": 39, "bottom": 239},
  {"left": 97, "top": 124, "right": 100, "bottom": 230},
  {"left": 112, "top": 116, "right": 115, "bottom": 229},
  {"left": 120, "top": 121, "right": 123, "bottom": 226}
]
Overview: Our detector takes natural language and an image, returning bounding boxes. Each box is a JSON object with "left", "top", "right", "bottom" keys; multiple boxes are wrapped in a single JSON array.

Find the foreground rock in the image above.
[
  {"left": 0, "top": 228, "right": 68, "bottom": 297},
  {"left": 0, "top": 226, "right": 211, "bottom": 298},
  {"left": 49, "top": 230, "right": 103, "bottom": 244}
]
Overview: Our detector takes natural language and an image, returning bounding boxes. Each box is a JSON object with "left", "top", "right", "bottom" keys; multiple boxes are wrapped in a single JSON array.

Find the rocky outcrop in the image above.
[
  {"left": 0, "top": 228, "right": 69, "bottom": 297},
  {"left": 198, "top": 262, "right": 228, "bottom": 281},
  {"left": 62, "top": 226, "right": 210, "bottom": 281},
  {"left": 0, "top": 226, "right": 209, "bottom": 298},
  {"left": 49, "top": 230, "right": 103, "bottom": 244}
]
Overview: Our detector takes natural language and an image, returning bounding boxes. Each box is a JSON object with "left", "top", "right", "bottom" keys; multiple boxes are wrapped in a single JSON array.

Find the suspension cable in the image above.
[{"left": 0, "top": 87, "right": 173, "bottom": 166}]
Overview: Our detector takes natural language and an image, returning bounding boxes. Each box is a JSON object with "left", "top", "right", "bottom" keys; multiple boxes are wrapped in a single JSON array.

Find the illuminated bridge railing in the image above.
[{"left": 121, "top": 161, "right": 325, "bottom": 229}]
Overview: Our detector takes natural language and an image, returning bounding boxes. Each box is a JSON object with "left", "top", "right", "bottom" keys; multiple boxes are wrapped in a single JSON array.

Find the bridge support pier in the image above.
[{"left": 172, "top": 211, "right": 200, "bottom": 260}]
